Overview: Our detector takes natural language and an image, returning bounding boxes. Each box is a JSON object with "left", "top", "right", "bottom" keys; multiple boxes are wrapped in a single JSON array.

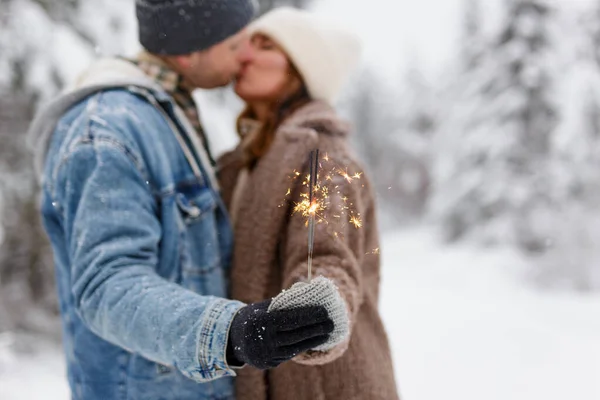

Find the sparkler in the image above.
[
  {"left": 285, "top": 151, "right": 366, "bottom": 280},
  {"left": 307, "top": 149, "right": 320, "bottom": 281}
]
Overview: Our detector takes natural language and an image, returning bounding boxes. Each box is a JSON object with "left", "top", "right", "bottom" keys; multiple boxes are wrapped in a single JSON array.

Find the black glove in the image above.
[{"left": 226, "top": 299, "right": 334, "bottom": 369}]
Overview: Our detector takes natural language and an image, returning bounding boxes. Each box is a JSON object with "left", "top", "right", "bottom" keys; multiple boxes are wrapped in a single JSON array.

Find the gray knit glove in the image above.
[{"left": 268, "top": 276, "right": 350, "bottom": 352}]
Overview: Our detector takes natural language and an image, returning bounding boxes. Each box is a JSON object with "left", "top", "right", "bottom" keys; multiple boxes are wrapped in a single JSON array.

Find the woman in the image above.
[{"left": 218, "top": 7, "right": 399, "bottom": 400}]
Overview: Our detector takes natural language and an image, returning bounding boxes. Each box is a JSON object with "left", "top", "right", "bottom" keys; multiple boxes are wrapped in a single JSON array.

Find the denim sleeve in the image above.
[{"left": 53, "top": 131, "right": 244, "bottom": 382}]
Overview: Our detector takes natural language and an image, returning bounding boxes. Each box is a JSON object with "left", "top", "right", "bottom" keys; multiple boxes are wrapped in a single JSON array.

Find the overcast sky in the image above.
[
  {"left": 312, "top": 0, "right": 597, "bottom": 83},
  {"left": 313, "top": 0, "right": 464, "bottom": 82}
]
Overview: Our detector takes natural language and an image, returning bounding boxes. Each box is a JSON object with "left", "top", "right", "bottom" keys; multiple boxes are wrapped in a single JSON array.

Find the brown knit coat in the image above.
[{"left": 217, "top": 101, "right": 399, "bottom": 400}]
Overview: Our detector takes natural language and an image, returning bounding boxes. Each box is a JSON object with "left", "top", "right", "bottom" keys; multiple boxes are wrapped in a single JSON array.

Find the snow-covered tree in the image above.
[
  {"left": 340, "top": 67, "right": 385, "bottom": 170},
  {"left": 0, "top": 0, "right": 137, "bottom": 103},
  {"left": 0, "top": 0, "right": 137, "bottom": 332},
  {"left": 383, "top": 65, "right": 437, "bottom": 219},
  {"left": 339, "top": 61, "right": 438, "bottom": 224},
  {"left": 461, "top": 0, "right": 485, "bottom": 71},
  {"left": 431, "top": 0, "right": 600, "bottom": 290},
  {"left": 534, "top": 4, "right": 600, "bottom": 291},
  {"left": 433, "top": 0, "right": 564, "bottom": 251}
]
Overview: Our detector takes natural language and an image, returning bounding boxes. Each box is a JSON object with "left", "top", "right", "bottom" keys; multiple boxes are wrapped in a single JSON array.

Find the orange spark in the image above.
[
  {"left": 337, "top": 168, "right": 353, "bottom": 183},
  {"left": 350, "top": 216, "right": 362, "bottom": 228}
]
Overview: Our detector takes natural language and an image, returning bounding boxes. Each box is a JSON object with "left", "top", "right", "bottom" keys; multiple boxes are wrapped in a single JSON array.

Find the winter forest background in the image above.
[{"left": 2, "top": 0, "right": 600, "bottom": 399}]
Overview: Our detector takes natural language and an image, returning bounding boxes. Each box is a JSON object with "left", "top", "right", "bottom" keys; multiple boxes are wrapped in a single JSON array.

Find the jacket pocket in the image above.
[
  {"left": 175, "top": 189, "right": 215, "bottom": 224},
  {"left": 175, "top": 187, "right": 226, "bottom": 297}
]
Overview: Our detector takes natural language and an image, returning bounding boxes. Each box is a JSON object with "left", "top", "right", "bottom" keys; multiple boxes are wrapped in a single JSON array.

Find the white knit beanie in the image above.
[{"left": 248, "top": 7, "right": 363, "bottom": 104}]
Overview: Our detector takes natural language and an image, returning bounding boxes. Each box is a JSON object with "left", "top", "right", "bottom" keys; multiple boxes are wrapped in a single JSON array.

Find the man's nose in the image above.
[{"left": 237, "top": 39, "right": 255, "bottom": 63}]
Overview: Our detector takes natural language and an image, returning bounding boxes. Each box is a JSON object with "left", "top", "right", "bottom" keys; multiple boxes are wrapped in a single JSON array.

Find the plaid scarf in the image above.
[{"left": 127, "top": 52, "right": 216, "bottom": 166}]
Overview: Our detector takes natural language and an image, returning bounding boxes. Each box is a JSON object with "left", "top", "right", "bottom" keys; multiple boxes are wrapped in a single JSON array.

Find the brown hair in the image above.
[{"left": 236, "top": 63, "right": 311, "bottom": 169}]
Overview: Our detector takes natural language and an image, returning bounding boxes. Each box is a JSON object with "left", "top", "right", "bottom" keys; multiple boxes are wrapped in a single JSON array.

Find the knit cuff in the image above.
[{"left": 292, "top": 335, "right": 351, "bottom": 366}]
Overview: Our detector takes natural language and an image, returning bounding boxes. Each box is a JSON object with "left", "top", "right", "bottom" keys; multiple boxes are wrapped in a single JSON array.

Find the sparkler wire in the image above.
[{"left": 307, "top": 149, "right": 320, "bottom": 281}]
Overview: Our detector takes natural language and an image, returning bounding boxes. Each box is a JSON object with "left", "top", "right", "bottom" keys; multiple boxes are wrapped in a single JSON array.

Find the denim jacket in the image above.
[{"left": 28, "top": 59, "right": 244, "bottom": 400}]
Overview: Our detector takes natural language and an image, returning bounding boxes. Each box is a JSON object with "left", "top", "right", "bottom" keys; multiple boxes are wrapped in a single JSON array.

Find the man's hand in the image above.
[{"left": 226, "top": 299, "right": 333, "bottom": 369}]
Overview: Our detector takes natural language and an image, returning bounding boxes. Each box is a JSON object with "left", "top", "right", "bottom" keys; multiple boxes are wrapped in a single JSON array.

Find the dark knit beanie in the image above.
[{"left": 136, "top": 0, "right": 256, "bottom": 55}]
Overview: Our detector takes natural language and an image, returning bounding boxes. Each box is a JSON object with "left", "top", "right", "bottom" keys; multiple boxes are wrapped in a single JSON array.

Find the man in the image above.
[{"left": 28, "top": 1, "right": 337, "bottom": 399}]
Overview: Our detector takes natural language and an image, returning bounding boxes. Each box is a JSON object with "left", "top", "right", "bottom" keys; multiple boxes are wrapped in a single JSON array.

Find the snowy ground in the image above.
[
  {"left": 0, "top": 333, "right": 69, "bottom": 400},
  {"left": 380, "top": 227, "right": 600, "bottom": 400},
  {"left": 1, "top": 226, "right": 600, "bottom": 399}
]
